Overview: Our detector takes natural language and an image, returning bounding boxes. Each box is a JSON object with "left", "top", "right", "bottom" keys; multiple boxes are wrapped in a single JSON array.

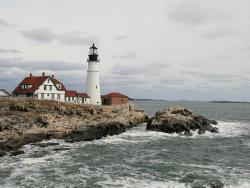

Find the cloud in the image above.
[
  {"left": 119, "top": 52, "right": 137, "bottom": 59},
  {"left": 0, "top": 49, "right": 21, "bottom": 53},
  {"left": 166, "top": 1, "right": 222, "bottom": 26},
  {"left": 0, "top": 57, "right": 85, "bottom": 71},
  {"left": 115, "top": 35, "right": 127, "bottom": 40},
  {"left": 0, "top": 19, "right": 15, "bottom": 30},
  {"left": 58, "top": 32, "right": 98, "bottom": 46},
  {"left": 21, "top": 28, "right": 98, "bottom": 45},
  {"left": 200, "top": 29, "right": 236, "bottom": 40},
  {"left": 21, "top": 28, "right": 57, "bottom": 43}
]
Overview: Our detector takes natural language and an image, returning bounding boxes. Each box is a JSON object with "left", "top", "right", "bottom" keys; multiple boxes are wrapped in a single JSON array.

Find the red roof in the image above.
[
  {"left": 77, "top": 93, "right": 90, "bottom": 98},
  {"left": 65, "top": 91, "right": 90, "bottom": 98},
  {"left": 65, "top": 90, "right": 77, "bottom": 97},
  {"left": 13, "top": 75, "right": 66, "bottom": 95},
  {"left": 103, "top": 92, "right": 128, "bottom": 98}
]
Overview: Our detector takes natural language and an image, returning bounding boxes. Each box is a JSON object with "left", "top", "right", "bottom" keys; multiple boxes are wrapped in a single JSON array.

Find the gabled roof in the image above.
[
  {"left": 13, "top": 75, "right": 66, "bottom": 95},
  {"left": 103, "top": 92, "right": 128, "bottom": 98},
  {"left": 51, "top": 78, "right": 66, "bottom": 91},
  {"left": 77, "top": 93, "right": 90, "bottom": 98},
  {"left": 0, "top": 89, "right": 11, "bottom": 96}
]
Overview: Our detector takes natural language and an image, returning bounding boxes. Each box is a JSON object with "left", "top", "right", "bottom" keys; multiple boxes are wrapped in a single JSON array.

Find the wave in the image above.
[
  {"left": 127, "top": 121, "right": 250, "bottom": 139},
  {"left": 95, "top": 178, "right": 189, "bottom": 188},
  {"left": 67, "top": 121, "right": 250, "bottom": 146}
]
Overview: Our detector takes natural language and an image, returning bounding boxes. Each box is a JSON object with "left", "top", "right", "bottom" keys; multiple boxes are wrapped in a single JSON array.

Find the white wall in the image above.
[
  {"left": 65, "top": 96, "right": 90, "bottom": 104},
  {"left": 35, "top": 77, "right": 65, "bottom": 102},
  {"left": 86, "top": 62, "right": 101, "bottom": 105},
  {"left": 65, "top": 96, "right": 78, "bottom": 103}
]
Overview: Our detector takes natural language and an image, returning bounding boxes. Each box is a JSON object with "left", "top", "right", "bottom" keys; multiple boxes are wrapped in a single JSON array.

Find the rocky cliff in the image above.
[{"left": 0, "top": 99, "right": 147, "bottom": 156}]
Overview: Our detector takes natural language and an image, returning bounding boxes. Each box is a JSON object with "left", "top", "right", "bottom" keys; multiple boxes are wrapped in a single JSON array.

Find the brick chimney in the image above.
[
  {"left": 42, "top": 72, "right": 45, "bottom": 76},
  {"left": 29, "top": 73, "right": 32, "bottom": 77}
]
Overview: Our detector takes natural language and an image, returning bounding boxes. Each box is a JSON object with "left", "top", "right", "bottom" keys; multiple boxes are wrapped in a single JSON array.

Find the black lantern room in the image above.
[{"left": 87, "top": 44, "right": 99, "bottom": 62}]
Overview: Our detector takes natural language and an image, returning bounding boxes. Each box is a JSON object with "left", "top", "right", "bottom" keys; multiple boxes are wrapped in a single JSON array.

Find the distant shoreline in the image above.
[{"left": 129, "top": 99, "right": 250, "bottom": 104}]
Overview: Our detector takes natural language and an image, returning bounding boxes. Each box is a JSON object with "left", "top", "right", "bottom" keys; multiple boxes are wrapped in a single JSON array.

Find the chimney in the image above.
[
  {"left": 29, "top": 73, "right": 32, "bottom": 77},
  {"left": 51, "top": 74, "right": 54, "bottom": 78},
  {"left": 42, "top": 72, "right": 45, "bottom": 76}
]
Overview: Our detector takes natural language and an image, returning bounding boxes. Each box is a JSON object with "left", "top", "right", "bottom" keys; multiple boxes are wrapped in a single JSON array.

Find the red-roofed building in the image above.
[
  {"left": 65, "top": 91, "right": 90, "bottom": 104},
  {"left": 13, "top": 72, "right": 66, "bottom": 101},
  {"left": 13, "top": 72, "right": 91, "bottom": 104},
  {"left": 102, "top": 92, "right": 128, "bottom": 105},
  {"left": 77, "top": 93, "right": 90, "bottom": 104}
]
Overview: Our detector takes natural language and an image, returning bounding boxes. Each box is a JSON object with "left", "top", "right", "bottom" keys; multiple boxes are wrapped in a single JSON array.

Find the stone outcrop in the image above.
[
  {"left": 147, "top": 106, "right": 218, "bottom": 136},
  {"left": 0, "top": 99, "right": 147, "bottom": 156}
]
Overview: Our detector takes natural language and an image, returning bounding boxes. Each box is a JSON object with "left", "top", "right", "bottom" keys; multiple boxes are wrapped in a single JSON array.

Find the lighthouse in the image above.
[{"left": 86, "top": 44, "right": 101, "bottom": 105}]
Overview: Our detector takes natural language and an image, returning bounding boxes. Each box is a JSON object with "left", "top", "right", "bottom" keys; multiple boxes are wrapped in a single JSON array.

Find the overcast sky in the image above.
[{"left": 1, "top": 0, "right": 250, "bottom": 101}]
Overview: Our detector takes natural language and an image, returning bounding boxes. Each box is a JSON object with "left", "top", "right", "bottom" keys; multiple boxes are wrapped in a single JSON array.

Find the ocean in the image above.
[{"left": 0, "top": 100, "right": 250, "bottom": 188}]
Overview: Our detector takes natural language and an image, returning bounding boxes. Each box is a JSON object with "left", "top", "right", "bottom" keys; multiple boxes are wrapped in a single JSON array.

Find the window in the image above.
[
  {"left": 57, "top": 84, "right": 61, "bottom": 89},
  {"left": 44, "top": 85, "right": 47, "bottom": 90},
  {"left": 47, "top": 94, "right": 49, "bottom": 97},
  {"left": 49, "top": 85, "right": 52, "bottom": 91},
  {"left": 57, "top": 94, "right": 60, "bottom": 100},
  {"left": 68, "top": 97, "right": 70, "bottom": 102},
  {"left": 48, "top": 79, "right": 50, "bottom": 83},
  {"left": 41, "top": 93, "right": 44, "bottom": 99},
  {"left": 51, "top": 94, "right": 54, "bottom": 99}
]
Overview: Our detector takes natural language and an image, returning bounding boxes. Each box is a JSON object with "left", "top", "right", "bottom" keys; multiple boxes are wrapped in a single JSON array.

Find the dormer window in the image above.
[
  {"left": 21, "top": 84, "right": 32, "bottom": 90},
  {"left": 57, "top": 84, "right": 61, "bottom": 89}
]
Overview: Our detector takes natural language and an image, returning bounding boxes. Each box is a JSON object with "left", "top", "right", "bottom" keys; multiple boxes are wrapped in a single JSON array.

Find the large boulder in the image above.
[{"left": 146, "top": 107, "right": 218, "bottom": 136}]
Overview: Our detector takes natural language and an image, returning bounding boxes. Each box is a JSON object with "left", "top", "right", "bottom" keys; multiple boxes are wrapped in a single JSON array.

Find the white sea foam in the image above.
[
  {"left": 225, "top": 182, "right": 250, "bottom": 188},
  {"left": 96, "top": 178, "right": 190, "bottom": 188}
]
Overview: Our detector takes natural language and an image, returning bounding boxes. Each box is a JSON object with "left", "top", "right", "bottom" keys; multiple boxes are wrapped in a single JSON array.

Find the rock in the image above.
[
  {"left": 147, "top": 106, "right": 219, "bottom": 136},
  {"left": 209, "top": 179, "right": 224, "bottom": 188},
  {"left": 53, "top": 147, "right": 71, "bottom": 152},
  {"left": 35, "top": 116, "right": 49, "bottom": 127},
  {"left": 10, "top": 149, "right": 25, "bottom": 156},
  {"left": 209, "top": 120, "right": 218, "bottom": 125},
  {"left": 0, "top": 150, "right": 6, "bottom": 157},
  {"left": 64, "top": 122, "right": 126, "bottom": 142},
  {"left": 210, "top": 127, "right": 219, "bottom": 133},
  {"left": 31, "top": 142, "right": 59, "bottom": 147}
]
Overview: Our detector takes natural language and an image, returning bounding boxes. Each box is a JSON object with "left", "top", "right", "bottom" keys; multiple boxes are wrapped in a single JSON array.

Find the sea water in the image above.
[{"left": 0, "top": 100, "right": 250, "bottom": 188}]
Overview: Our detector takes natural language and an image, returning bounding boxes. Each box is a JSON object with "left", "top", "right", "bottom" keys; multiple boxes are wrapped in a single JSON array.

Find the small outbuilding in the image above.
[
  {"left": 102, "top": 92, "right": 128, "bottom": 105},
  {"left": 65, "top": 90, "right": 90, "bottom": 104},
  {"left": 0, "top": 89, "right": 11, "bottom": 98}
]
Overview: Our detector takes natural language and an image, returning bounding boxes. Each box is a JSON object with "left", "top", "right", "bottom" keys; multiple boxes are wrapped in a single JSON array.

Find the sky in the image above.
[{"left": 0, "top": 0, "right": 250, "bottom": 101}]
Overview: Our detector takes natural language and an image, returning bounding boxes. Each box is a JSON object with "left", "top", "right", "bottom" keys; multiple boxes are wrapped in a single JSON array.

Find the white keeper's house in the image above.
[{"left": 12, "top": 72, "right": 90, "bottom": 104}]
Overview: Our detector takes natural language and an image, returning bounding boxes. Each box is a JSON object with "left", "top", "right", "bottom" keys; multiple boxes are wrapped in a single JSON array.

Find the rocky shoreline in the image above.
[{"left": 0, "top": 99, "right": 147, "bottom": 157}]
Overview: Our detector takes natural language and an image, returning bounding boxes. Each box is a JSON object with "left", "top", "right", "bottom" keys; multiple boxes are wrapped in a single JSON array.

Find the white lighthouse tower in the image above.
[{"left": 86, "top": 44, "right": 101, "bottom": 105}]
